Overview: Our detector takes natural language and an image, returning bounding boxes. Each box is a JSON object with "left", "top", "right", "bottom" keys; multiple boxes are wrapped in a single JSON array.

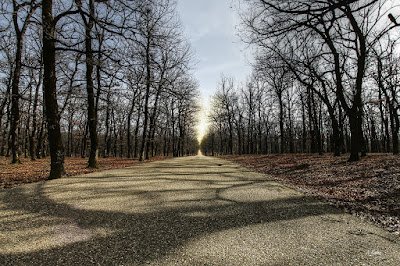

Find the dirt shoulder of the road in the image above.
[
  {"left": 221, "top": 153, "right": 400, "bottom": 235},
  {"left": 0, "top": 156, "right": 170, "bottom": 189}
]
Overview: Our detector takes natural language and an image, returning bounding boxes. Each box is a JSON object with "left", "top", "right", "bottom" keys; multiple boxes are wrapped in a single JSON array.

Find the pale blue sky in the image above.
[{"left": 176, "top": 0, "right": 252, "bottom": 99}]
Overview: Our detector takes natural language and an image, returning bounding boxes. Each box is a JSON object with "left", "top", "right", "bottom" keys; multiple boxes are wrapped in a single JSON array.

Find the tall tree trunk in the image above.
[
  {"left": 10, "top": 34, "right": 23, "bottom": 164},
  {"left": 301, "top": 93, "right": 307, "bottom": 153},
  {"left": 126, "top": 88, "right": 139, "bottom": 158},
  {"left": 307, "top": 88, "right": 315, "bottom": 153},
  {"left": 171, "top": 104, "right": 176, "bottom": 156},
  {"left": 66, "top": 110, "right": 74, "bottom": 157},
  {"left": 81, "top": 121, "right": 88, "bottom": 158},
  {"left": 139, "top": 34, "right": 151, "bottom": 161},
  {"left": 10, "top": 1, "right": 37, "bottom": 163},
  {"left": 127, "top": 100, "right": 135, "bottom": 158},
  {"left": 392, "top": 110, "right": 399, "bottom": 155},
  {"left": 36, "top": 119, "right": 45, "bottom": 159},
  {"left": 119, "top": 125, "right": 124, "bottom": 157},
  {"left": 287, "top": 95, "right": 294, "bottom": 153},
  {"left": 278, "top": 95, "right": 285, "bottom": 154},
  {"left": 42, "top": 0, "right": 65, "bottom": 179},
  {"left": 348, "top": 111, "right": 360, "bottom": 162},
  {"left": 377, "top": 58, "right": 389, "bottom": 152},
  {"left": 163, "top": 133, "right": 167, "bottom": 156},
  {"left": 113, "top": 120, "right": 118, "bottom": 158},
  {"left": 146, "top": 91, "right": 161, "bottom": 159},
  {"left": 1, "top": 105, "right": 10, "bottom": 157},
  {"left": 236, "top": 123, "right": 242, "bottom": 155},
  {"left": 327, "top": 108, "right": 341, "bottom": 156},
  {"left": 133, "top": 101, "right": 141, "bottom": 158},
  {"left": 311, "top": 93, "right": 322, "bottom": 154},
  {"left": 389, "top": 105, "right": 399, "bottom": 155},
  {"left": 24, "top": 82, "right": 33, "bottom": 158},
  {"left": 338, "top": 105, "right": 347, "bottom": 154},
  {"left": 82, "top": 0, "right": 99, "bottom": 168},
  {"left": 30, "top": 65, "right": 42, "bottom": 160},
  {"left": 341, "top": 9, "right": 366, "bottom": 161},
  {"left": 357, "top": 107, "right": 367, "bottom": 157},
  {"left": 379, "top": 100, "right": 390, "bottom": 153},
  {"left": 0, "top": 79, "right": 11, "bottom": 140},
  {"left": 228, "top": 116, "right": 233, "bottom": 155},
  {"left": 103, "top": 90, "right": 111, "bottom": 158}
]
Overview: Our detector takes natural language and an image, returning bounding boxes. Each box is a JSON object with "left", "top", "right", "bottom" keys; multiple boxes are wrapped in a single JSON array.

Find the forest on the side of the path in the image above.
[
  {"left": 0, "top": 0, "right": 199, "bottom": 180},
  {"left": 201, "top": 0, "right": 400, "bottom": 162}
]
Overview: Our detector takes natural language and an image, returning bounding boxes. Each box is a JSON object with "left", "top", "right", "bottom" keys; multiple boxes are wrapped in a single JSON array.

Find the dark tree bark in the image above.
[
  {"left": 127, "top": 101, "right": 135, "bottom": 158},
  {"left": 235, "top": 110, "right": 243, "bottom": 155},
  {"left": 383, "top": 82, "right": 400, "bottom": 155},
  {"left": 103, "top": 88, "right": 111, "bottom": 158},
  {"left": 376, "top": 53, "right": 399, "bottom": 154},
  {"left": 0, "top": 75, "right": 11, "bottom": 157},
  {"left": 42, "top": 0, "right": 65, "bottom": 179},
  {"left": 30, "top": 65, "right": 42, "bottom": 160},
  {"left": 78, "top": 0, "right": 99, "bottom": 168},
  {"left": 36, "top": 119, "right": 45, "bottom": 159},
  {"left": 112, "top": 113, "right": 118, "bottom": 157},
  {"left": 146, "top": 86, "right": 162, "bottom": 159},
  {"left": 1, "top": 105, "right": 10, "bottom": 157},
  {"left": 0, "top": 84, "right": 10, "bottom": 138},
  {"left": 171, "top": 101, "right": 177, "bottom": 156},
  {"left": 119, "top": 125, "right": 124, "bottom": 157},
  {"left": 392, "top": 108, "right": 399, "bottom": 154},
  {"left": 286, "top": 91, "right": 294, "bottom": 153},
  {"left": 278, "top": 94, "right": 285, "bottom": 153},
  {"left": 133, "top": 97, "right": 142, "bottom": 158},
  {"left": 81, "top": 121, "right": 88, "bottom": 158},
  {"left": 139, "top": 28, "right": 152, "bottom": 161},
  {"left": 348, "top": 112, "right": 361, "bottom": 161},
  {"left": 378, "top": 81, "right": 390, "bottom": 152},
  {"left": 300, "top": 92, "right": 307, "bottom": 153},
  {"left": 66, "top": 108, "right": 75, "bottom": 157},
  {"left": 336, "top": 6, "right": 367, "bottom": 161}
]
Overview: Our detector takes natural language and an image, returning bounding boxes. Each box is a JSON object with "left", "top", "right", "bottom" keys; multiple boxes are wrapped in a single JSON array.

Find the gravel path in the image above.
[{"left": 1, "top": 155, "right": 399, "bottom": 265}]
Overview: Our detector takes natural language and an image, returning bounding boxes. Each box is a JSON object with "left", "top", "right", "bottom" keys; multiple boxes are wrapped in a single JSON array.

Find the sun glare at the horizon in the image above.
[{"left": 196, "top": 97, "right": 210, "bottom": 145}]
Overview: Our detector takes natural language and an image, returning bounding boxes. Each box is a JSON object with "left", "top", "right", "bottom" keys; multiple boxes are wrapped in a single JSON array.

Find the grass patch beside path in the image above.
[
  {"left": 0, "top": 156, "right": 170, "bottom": 189},
  {"left": 221, "top": 153, "right": 400, "bottom": 235}
]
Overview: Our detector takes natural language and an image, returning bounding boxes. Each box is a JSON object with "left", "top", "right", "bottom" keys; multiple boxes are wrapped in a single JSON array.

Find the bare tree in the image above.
[
  {"left": 2, "top": 0, "right": 40, "bottom": 163},
  {"left": 239, "top": 0, "right": 400, "bottom": 161},
  {"left": 42, "top": 0, "right": 81, "bottom": 179}
]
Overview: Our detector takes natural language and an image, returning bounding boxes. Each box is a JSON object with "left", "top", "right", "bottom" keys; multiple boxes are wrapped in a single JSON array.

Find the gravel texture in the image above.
[{"left": 1, "top": 155, "right": 399, "bottom": 265}]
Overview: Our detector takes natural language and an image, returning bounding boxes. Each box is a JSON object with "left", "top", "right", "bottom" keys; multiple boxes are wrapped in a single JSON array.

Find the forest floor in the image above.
[
  {"left": 221, "top": 153, "right": 400, "bottom": 235},
  {"left": 0, "top": 156, "right": 170, "bottom": 189}
]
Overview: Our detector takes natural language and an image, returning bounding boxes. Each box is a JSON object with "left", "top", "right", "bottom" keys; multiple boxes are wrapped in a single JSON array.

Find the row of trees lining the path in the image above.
[
  {"left": 0, "top": 0, "right": 199, "bottom": 179},
  {"left": 201, "top": 0, "right": 400, "bottom": 161}
]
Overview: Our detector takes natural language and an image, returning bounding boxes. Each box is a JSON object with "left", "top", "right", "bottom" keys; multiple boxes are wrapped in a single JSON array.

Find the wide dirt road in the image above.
[{"left": 1, "top": 155, "right": 399, "bottom": 265}]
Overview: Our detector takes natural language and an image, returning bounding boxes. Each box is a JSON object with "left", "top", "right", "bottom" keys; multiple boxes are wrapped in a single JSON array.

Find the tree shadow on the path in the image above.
[{"left": 0, "top": 174, "right": 342, "bottom": 265}]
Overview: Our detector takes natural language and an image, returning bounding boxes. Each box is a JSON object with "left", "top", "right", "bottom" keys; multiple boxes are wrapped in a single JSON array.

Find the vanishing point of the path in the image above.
[{"left": 1, "top": 155, "right": 400, "bottom": 265}]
